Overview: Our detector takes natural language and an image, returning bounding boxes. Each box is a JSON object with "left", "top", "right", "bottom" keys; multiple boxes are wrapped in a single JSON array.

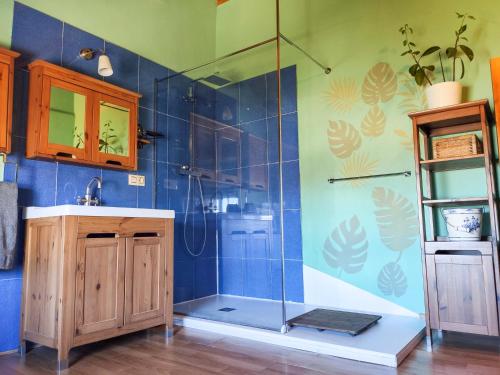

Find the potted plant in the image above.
[{"left": 399, "top": 12, "right": 475, "bottom": 109}]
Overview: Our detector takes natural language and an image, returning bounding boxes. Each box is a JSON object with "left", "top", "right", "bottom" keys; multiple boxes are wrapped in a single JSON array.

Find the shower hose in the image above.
[{"left": 183, "top": 174, "right": 207, "bottom": 257}]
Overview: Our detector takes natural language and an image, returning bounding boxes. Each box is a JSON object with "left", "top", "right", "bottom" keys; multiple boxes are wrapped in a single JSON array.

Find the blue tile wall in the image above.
[
  {"left": 216, "top": 66, "right": 304, "bottom": 303},
  {"left": 0, "top": 3, "right": 219, "bottom": 352}
]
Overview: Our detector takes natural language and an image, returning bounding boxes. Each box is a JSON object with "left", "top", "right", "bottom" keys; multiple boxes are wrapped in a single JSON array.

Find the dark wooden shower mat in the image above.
[{"left": 287, "top": 309, "right": 382, "bottom": 336}]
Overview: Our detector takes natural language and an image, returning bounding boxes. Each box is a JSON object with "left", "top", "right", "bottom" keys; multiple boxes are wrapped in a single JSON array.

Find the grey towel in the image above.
[{"left": 0, "top": 182, "right": 18, "bottom": 270}]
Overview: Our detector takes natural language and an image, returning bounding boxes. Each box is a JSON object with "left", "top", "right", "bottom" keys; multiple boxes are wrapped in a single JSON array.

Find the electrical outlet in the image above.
[{"left": 128, "top": 174, "right": 145, "bottom": 186}]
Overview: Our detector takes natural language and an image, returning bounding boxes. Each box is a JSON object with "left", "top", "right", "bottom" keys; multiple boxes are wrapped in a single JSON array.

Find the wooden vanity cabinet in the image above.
[
  {"left": 0, "top": 47, "right": 20, "bottom": 153},
  {"left": 26, "top": 60, "right": 140, "bottom": 170},
  {"left": 20, "top": 216, "right": 173, "bottom": 369}
]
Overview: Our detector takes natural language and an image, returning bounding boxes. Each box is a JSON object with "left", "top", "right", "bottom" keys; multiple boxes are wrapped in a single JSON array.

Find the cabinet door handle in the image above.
[
  {"left": 106, "top": 160, "right": 122, "bottom": 166},
  {"left": 56, "top": 152, "right": 75, "bottom": 159}
]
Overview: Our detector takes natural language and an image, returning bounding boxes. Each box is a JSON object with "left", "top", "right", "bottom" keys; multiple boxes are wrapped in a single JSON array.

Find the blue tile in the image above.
[
  {"left": 239, "top": 75, "right": 266, "bottom": 123},
  {"left": 155, "top": 112, "right": 169, "bottom": 163},
  {"left": 285, "top": 260, "right": 304, "bottom": 303},
  {"left": 284, "top": 210, "right": 302, "bottom": 260},
  {"left": 167, "top": 116, "right": 190, "bottom": 165},
  {"left": 139, "top": 57, "right": 169, "bottom": 110},
  {"left": 6, "top": 143, "right": 57, "bottom": 206},
  {"left": 194, "top": 82, "right": 215, "bottom": 120},
  {"left": 62, "top": 24, "right": 104, "bottom": 78},
  {"left": 194, "top": 258, "right": 217, "bottom": 298},
  {"left": 271, "top": 259, "right": 284, "bottom": 301},
  {"left": 240, "top": 119, "right": 267, "bottom": 168},
  {"left": 104, "top": 42, "right": 139, "bottom": 92},
  {"left": 167, "top": 74, "right": 193, "bottom": 121},
  {"left": 243, "top": 259, "right": 271, "bottom": 299},
  {"left": 101, "top": 169, "right": 137, "bottom": 207},
  {"left": 138, "top": 108, "right": 154, "bottom": 161},
  {"left": 242, "top": 164, "right": 269, "bottom": 195},
  {"left": 156, "top": 79, "right": 169, "bottom": 115},
  {"left": 219, "top": 257, "right": 243, "bottom": 296},
  {"left": 282, "top": 112, "right": 299, "bottom": 161},
  {"left": 282, "top": 160, "right": 301, "bottom": 209},
  {"left": 267, "top": 113, "right": 299, "bottom": 164},
  {"left": 155, "top": 162, "right": 169, "bottom": 209},
  {"left": 219, "top": 232, "right": 245, "bottom": 258},
  {"left": 166, "top": 163, "right": 188, "bottom": 212},
  {"left": 245, "top": 229, "right": 271, "bottom": 259},
  {"left": 56, "top": 163, "right": 102, "bottom": 205},
  {"left": 12, "top": 69, "right": 29, "bottom": 138},
  {"left": 267, "top": 65, "right": 298, "bottom": 117},
  {"left": 12, "top": 3, "right": 63, "bottom": 66},
  {"left": 174, "top": 260, "right": 194, "bottom": 303},
  {"left": 173, "top": 214, "right": 191, "bottom": 263},
  {"left": 0, "top": 279, "right": 22, "bottom": 352},
  {"left": 137, "top": 158, "right": 153, "bottom": 208},
  {"left": 215, "top": 84, "right": 238, "bottom": 126}
]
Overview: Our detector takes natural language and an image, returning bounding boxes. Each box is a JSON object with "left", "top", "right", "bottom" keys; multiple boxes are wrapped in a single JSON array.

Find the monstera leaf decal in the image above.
[
  {"left": 323, "top": 215, "right": 368, "bottom": 275},
  {"left": 362, "top": 63, "right": 398, "bottom": 105},
  {"left": 378, "top": 262, "right": 407, "bottom": 297},
  {"left": 372, "top": 187, "right": 418, "bottom": 252},
  {"left": 340, "top": 153, "right": 379, "bottom": 187},
  {"left": 327, "top": 120, "right": 361, "bottom": 159},
  {"left": 361, "top": 105, "right": 386, "bottom": 137},
  {"left": 398, "top": 73, "right": 428, "bottom": 114},
  {"left": 324, "top": 78, "right": 359, "bottom": 113},
  {"left": 394, "top": 129, "right": 414, "bottom": 151}
]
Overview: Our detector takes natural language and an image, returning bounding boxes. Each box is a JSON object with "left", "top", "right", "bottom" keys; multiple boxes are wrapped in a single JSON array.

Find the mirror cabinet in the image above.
[
  {"left": 0, "top": 47, "right": 20, "bottom": 154},
  {"left": 27, "top": 60, "right": 140, "bottom": 170}
]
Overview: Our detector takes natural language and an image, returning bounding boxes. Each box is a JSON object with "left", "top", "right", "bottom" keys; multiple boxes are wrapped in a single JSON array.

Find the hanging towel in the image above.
[{"left": 0, "top": 182, "right": 18, "bottom": 270}]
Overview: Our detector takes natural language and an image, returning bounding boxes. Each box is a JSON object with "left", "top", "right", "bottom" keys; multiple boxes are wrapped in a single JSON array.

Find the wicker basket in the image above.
[{"left": 432, "top": 134, "right": 483, "bottom": 159}]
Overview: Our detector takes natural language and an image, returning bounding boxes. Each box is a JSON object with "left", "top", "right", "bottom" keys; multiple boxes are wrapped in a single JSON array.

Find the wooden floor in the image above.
[{"left": 1, "top": 327, "right": 500, "bottom": 374}]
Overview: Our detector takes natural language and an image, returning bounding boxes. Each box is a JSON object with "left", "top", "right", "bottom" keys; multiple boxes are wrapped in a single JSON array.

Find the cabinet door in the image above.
[
  {"left": 217, "top": 126, "right": 241, "bottom": 185},
  {"left": 124, "top": 236, "right": 166, "bottom": 324},
  {"left": 426, "top": 253, "right": 499, "bottom": 335},
  {"left": 75, "top": 237, "right": 126, "bottom": 336},
  {"left": 0, "top": 62, "right": 9, "bottom": 152},
  {"left": 93, "top": 93, "right": 137, "bottom": 169},
  {"left": 39, "top": 77, "right": 93, "bottom": 160}
]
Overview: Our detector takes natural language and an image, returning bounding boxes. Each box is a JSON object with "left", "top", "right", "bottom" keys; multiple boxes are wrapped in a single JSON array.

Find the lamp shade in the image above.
[{"left": 98, "top": 54, "right": 113, "bottom": 77}]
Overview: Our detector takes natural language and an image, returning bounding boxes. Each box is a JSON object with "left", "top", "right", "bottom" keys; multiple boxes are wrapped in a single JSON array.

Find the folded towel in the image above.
[{"left": 0, "top": 182, "right": 18, "bottom": 270}]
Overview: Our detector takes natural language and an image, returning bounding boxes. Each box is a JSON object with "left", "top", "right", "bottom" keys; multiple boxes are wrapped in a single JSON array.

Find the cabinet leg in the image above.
[
  {"left": 425, "top": 328, "right": 433, "bottom": 352},
  {"left": 18, "top": 340, "right": 32, "bottom": 356},
  {"left": 57, "top": 349, "right": 70, "bottom": 372}
]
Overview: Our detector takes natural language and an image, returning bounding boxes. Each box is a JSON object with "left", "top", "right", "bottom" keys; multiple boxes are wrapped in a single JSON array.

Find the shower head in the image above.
[{"left": 200, "top": 74, "right": 231, "bottom": 87}]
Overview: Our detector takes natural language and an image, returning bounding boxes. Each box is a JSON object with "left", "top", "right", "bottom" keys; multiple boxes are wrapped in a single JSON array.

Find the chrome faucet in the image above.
[{"left": 77, "top": 177, "right": 102, "bottom": 206}]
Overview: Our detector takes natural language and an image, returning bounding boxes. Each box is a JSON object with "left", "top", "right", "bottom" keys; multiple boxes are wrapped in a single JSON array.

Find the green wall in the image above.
[
  {"left": 0, "top": 0, "right": 216, "bottom": 72},
  {"left": 279, "top": 0, "right": 500, "bottom": 313}
]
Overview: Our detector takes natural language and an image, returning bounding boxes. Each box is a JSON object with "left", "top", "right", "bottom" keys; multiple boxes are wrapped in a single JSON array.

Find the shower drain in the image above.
[{"left": 218, "top": 307, "right": 236, "bottom": 312}]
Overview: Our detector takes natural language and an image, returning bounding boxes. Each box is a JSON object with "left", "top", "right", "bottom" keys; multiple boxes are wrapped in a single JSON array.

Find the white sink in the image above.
[{"left": 23, "top": 205, "right": 175, "bottom": 219}]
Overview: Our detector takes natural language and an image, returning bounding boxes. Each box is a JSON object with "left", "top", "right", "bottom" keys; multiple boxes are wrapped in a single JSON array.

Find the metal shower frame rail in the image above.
[{"left": 156, "top": 35, "right": 330, "bottom": 83}]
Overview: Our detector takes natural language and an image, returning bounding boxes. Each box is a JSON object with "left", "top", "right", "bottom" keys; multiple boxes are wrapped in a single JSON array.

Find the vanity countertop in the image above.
[{"left": 23, "top": 205, "right": 175, "bottom": 219}]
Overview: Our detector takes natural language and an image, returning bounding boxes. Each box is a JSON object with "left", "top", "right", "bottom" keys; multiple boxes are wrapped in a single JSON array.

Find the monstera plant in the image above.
[{"left": 399, "top": 12, "right": 475, "bottom": 108}]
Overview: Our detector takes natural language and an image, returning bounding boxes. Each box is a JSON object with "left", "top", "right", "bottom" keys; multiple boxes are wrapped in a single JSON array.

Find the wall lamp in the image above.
[{"left": 79, "top": 48, "right": 113, "bottom": 77}]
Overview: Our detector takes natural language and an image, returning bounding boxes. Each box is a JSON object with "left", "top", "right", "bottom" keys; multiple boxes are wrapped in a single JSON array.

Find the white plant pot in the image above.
[
  {"left": 425, "top": 81, "right": 463, "bottom": 109},
  {"left": 442, "top": 208, "right": 482, "bottom": 241}
]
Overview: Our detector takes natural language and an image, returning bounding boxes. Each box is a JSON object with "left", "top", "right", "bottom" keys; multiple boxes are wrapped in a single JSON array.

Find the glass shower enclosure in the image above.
[{"left": 152, "top": 0, "right": 323, "bottom": 332}]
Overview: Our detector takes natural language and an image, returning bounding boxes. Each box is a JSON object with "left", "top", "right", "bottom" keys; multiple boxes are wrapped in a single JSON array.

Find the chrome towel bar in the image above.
[{"left": 328, "top": 171, "right": 411, "bottom": 183}]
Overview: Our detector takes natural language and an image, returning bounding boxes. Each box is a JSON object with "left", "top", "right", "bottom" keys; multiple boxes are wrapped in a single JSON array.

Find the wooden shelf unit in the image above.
[{"left": 409, "top": 100, "right": 500, "bottom": 346}]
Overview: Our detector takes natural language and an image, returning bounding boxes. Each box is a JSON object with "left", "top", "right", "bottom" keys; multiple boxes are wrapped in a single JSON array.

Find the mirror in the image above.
[
  {"left": 98, "top": 101, "right": 130, "bottom": 156},
  {"left": 48, "top": 86, "right": 86, "bottom": 149}
]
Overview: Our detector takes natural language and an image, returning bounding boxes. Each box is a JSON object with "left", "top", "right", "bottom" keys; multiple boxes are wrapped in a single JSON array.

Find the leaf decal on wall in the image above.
[
  {"left": 340, "top": 153, "right": 379, "bottom": 187},
  {"left": 397, "top": 73, "right": 428, "bottom": 114},
  {"left": 377, "top": 262, "right": 408, "bottom": 297},
  {"left": 372, "top": 187, "right": 418, "bottom": 251},
  {"left": 362, "top": 63, "right": 398, "bottom": 105},
  {"left": 323, "top": 215, "right": 368, "bottom": 275},
  {"left": 327, "top": 120, "right": 361, "bottom": 158},
  {"left": 324, "top": 78, "right": 359, "bottom": 113},
  {"left": 361, "top": 105, "right": 386, "bottom": 137},
  {"left": 394, "top": 129, "right": 414, "bottom": 151}
]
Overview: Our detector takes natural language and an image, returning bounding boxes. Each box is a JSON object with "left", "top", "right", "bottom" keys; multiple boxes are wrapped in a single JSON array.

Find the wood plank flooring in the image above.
[{"left": 1, "top": 327, "right": 500, "bottom": 374}]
